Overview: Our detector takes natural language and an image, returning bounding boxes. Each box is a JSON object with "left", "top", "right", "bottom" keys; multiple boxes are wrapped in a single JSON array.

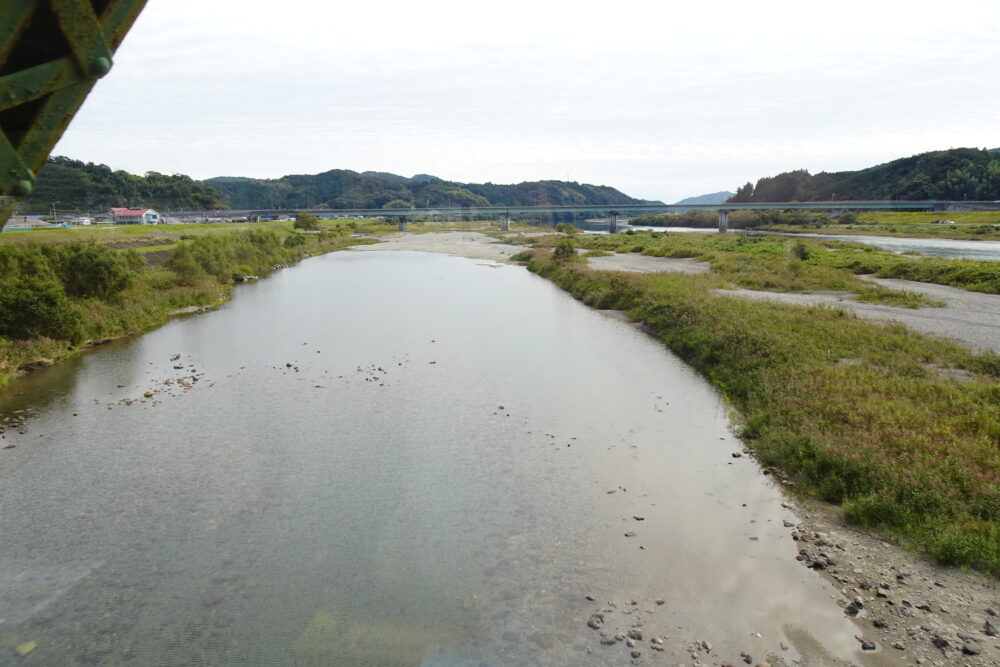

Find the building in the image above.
[{"left": 108, "top": 207, "right": 161, "bottom": 224}]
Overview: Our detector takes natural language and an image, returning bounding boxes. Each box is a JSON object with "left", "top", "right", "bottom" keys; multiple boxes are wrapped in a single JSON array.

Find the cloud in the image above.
[{"left": 55, "top": 0, "right": 1000, "bottom": 201}]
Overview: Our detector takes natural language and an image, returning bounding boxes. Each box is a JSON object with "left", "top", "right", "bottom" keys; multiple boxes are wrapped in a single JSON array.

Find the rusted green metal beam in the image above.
[{"left": 0, "top": 0, "right": 148, "bottom": 228}]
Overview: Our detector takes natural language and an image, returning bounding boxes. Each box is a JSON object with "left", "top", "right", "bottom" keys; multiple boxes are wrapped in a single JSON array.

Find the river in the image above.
[{"left": 0, "top": 250, "right": 875, "bottom": 666}]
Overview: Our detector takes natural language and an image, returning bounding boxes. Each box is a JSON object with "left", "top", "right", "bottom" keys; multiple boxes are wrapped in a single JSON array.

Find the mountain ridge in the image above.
[
  {"left": 729, "top": 147, "right": 1000, "bottom": 203},
  {"left": 203, "top": 169, "right": 657, "bottom": 210}
]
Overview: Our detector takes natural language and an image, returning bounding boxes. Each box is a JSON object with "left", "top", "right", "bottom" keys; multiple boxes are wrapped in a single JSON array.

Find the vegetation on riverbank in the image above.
[
  {"left": 524, "top": 246, "right": 1000, "bottom": 575},
  {"left": 553, "top": 230, "right": 1000, "bottom": 296},
  {"left": 0, "top": 228, "right": 376, "bottom": 386},
  {"left": 631, "top": 210, "right": 1000, "bottom": 240},
  {"left": 754, "top": 211, "right": 1000, "bottom": 241}
]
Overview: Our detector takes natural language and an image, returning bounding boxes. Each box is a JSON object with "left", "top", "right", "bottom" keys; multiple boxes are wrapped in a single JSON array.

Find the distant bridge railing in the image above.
[{"left": 166, "top": 201, "right": 1000, "bottom": 233}]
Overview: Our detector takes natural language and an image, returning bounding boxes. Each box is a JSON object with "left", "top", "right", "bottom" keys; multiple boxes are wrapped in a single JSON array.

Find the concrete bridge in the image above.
[{"left": 168, "top": 200, "right": 1000, "bottom": 233}]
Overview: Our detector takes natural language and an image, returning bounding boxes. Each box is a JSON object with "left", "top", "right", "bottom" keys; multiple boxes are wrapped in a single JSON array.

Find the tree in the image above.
[
  {"left": 729, "top": 182, "right": 755, "bottom": 203},
  {"left": 293, "top": 211, "right": 321, "bottom": 231}
]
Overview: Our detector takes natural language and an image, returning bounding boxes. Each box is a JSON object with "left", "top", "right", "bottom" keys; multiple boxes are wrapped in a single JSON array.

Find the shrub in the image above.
[
  {"left": 0, "top": 274, "right": 80, "bottom": 341},
  {"left": 553, "top": 237, "right": 576, "bottom": 259},
  {"left": 284, "top": 232, "right": 307, "bottom": 247},
  {"left": 48, "top": 242, "right": 141, "bottom": 299}
]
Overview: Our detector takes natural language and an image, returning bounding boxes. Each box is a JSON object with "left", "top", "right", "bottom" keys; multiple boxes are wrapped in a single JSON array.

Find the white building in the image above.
[{"left": 108, "top": 207, "right": 161, "bottom": 224}]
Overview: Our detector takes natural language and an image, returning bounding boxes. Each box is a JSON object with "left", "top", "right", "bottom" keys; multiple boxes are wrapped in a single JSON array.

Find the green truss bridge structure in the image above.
[{"left": 0, "top": 0, "right": 148, "bottom": 228}]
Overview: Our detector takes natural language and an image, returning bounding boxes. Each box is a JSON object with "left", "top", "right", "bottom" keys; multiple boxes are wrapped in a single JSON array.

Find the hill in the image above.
[
  {"left": 21, "top": 156, "right": 228, "bottom": 214},
  {"left": 203, "top": 170, "right": 652, "bottom": 210},
  {"left": 675, "top": 191, "right": 734, "bottom": 205},
  {"left": 729, "top": 148, "right": 1000, "bottom": 203}
]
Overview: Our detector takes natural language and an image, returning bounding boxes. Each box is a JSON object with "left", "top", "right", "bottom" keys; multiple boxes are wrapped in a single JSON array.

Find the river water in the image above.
[{"left": 0, "top": 250, "right": 874, "bottom": 666}]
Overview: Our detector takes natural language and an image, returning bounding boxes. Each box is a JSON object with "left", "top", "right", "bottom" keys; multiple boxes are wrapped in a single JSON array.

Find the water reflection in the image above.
[{"left": 0, "top": 251, "right": 868, "bottom": 665}]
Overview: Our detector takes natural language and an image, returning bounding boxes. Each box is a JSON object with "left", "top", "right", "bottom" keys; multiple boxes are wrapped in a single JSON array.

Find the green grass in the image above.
[
  {"left": 555, "top": 231, "right": 974, "bottom": 304},
  {"left": 757, "top": 211, "right": 1000, "bottom": 241},
  {"left": 527, "top": 250, "right": 1000, "bottom": 574},
  {"left": 0, "top": 218, "right": 388, "bottom": 247}
]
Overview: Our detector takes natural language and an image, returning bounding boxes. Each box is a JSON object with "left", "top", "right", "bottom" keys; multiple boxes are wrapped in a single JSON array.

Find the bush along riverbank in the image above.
[
  {"left": 525, "top": 246, "right": 1000, "bottom": 575},
  {"left": 565, "top": 229, "right": 1000, "bottom": 296},
  {"left": 0, "top": 229, "right": 376, "bottom": 386}
]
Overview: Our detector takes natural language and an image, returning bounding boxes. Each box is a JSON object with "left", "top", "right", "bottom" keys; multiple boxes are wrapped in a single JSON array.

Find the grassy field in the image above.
[
  {"left": 552, "top": 229, "right": 1000, "bottom": 296},
  {"left": 513, "top": 231, "right": 1000, "bottom": 574},
  {"left": 0, "top": 218, "right": 392, "bottom": 245},
  {"left": 756, "top": 211, "right": 1000, "bottom": 241}
]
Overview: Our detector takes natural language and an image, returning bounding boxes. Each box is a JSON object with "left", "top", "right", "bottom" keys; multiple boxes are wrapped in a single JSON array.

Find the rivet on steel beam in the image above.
[
  {"left": 89, "top": 56, "right": 112, "bottom": 78},
  {"left": 12, "top": 179, "right": 34, "bottom": 197}
]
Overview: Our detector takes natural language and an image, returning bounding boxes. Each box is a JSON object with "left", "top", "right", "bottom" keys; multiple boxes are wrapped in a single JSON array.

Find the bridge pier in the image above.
[
  {"left": 500, "top": 214, "right": 510, "bottom": 232},
  {"left": 718, "top": 210, "right": 729, "bottom": 233},
  {"left": 609, "top": 211, "right": 619, "bottom": 234},
  {"left": 397, "top": 217, "right": 406, "bottom": 232}
]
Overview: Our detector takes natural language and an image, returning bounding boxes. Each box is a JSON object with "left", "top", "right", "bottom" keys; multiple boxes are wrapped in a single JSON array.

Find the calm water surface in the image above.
[{"left": 0, "top": 251, "right": 872, "bottom": 666}]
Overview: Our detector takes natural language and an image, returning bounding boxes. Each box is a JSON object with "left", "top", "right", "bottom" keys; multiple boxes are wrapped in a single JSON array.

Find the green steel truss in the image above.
[{"left": 0, "top": 0, "right": 147, "bottom": 227}]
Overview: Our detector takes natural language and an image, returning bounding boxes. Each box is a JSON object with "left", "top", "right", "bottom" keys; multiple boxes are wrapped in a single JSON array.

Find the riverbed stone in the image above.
[{"left": 961, "top": 639, "right": 982, "bottom": 655}]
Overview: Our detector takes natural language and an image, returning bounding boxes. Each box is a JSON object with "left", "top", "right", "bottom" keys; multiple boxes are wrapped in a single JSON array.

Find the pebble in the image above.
[
  {"left": 962, "top": 640, "right": 982, "bottom": 655},
  {"left": 15, "top": 641, "right": 37, "bottom": 656}
]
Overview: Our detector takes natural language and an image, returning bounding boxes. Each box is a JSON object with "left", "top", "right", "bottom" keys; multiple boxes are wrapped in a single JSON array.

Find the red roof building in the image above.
[{"left": 109, "top": 207, "right": 161, "bottom": 224}]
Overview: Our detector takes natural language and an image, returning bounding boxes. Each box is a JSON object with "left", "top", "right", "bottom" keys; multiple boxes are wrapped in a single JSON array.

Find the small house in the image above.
[{"left": 109, "top": 207, "right": 161, "bottom": 224}]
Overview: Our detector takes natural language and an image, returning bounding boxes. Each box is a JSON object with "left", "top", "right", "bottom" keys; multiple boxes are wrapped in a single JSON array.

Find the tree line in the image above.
[
  {"left": 204, "top": 171, "right": 649, "bottom": 211},
  {"left": 728, "top": 148, "right": 1000, "bottom": 203},
  {"left": 20, "top": 156, "right": 229, "bottom": 214}
]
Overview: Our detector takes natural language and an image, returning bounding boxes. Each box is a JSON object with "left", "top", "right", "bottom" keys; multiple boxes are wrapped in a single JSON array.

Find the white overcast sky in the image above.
[{"left": 53, "top": 0, "right": 1000, "bottom": 202}]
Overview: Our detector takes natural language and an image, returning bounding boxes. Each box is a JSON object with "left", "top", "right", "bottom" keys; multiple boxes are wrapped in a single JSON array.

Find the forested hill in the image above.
[
  {"left": 22, "top": 156, "right": 228, "bottom": 213},
  {"left": 728, "top": 147, "right": 1000, "bottom": 203},
  {"left": 203, "top": 170, "right": 652, "bottom": 210}
]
